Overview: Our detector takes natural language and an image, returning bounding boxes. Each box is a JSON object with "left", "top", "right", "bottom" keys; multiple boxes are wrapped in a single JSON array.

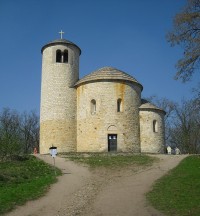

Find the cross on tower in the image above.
[{"left": 59, "top": 30, "right": 64, "bottom": 39}]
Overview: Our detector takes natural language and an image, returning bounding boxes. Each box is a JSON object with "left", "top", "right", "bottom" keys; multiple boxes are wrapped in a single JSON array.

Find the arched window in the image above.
[
  {"left": 153, "top": 120, "right": 158, "bottom": 132},
  {"left": 91, "top": 99, "right": 96, "bottom": 114},
  {"left": 56, "top": 49, "right": 69, "bottom": 63},
  {"left": 63, "top": 50, "right": 68, "bottom": 63},
  {"left": 56, "top": 50, "right": 62, "bottom": 62},
  {"left": 117, "top": 99, "right": 122, "bottom": 112}
]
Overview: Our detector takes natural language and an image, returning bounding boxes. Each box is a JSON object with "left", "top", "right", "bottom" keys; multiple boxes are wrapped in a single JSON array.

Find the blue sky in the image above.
[{"left": 0, "top": 0, "right": 198, "bottom": 113}]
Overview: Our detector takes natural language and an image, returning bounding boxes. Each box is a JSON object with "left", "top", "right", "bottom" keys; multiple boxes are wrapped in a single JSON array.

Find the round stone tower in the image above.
[
  {"left": 139, "top": 99, "right": 166, "bottom": 153},
  {"left": 40, "top": 38, "right": 81, "bottom": 154}
]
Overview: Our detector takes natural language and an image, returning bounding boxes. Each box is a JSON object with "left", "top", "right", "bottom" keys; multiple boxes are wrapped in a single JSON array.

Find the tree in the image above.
[
  {"left": 144, "top": 96, "right": 200, "bottom": 153},
  {"left": 193, "top": 82, "right": 200, "bottom": 98},
  {"left": 167, "top": 0, "right": 200, "bottom": 82},
  {"left": 170, "top": 99, "right": 200, "bottom": 153},
  {"left": 0, "top": 108, "right": 22, "bottom": 160},
  {"left": 20, "top": 111, "right": 39, "bottom": 154},
  {"left": 0, "top": 108, "right": 40, "bottom": 161}
]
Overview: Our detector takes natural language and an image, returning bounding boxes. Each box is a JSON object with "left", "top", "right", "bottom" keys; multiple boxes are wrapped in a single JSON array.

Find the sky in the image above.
[{"left": 0, "top": 0, "right": 198, "bottom": 114}]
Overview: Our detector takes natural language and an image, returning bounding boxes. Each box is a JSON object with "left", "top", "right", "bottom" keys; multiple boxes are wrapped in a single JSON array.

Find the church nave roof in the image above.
[{"left": 75, "top": 66, "right": 143, "bottom": 89}]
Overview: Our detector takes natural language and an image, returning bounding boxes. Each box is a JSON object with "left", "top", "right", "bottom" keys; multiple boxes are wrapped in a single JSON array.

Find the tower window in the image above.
[
  {"left": 56, "top": 50, "right": 62, "bottom": 62},
  {"left": 153, "top": 120, "right": 158, "bottom": 132},
  {"left": 56, "top": 49, "right": 68, "bottom": 63},
  {"left": 117, "top": 99, "right": 122, "bottom": 112},
  {"left": 63, "top": 50, "right": 68, "bottom": 63},
  {"left": 91, "top": 99, "right": 96, "bottom": 114}
]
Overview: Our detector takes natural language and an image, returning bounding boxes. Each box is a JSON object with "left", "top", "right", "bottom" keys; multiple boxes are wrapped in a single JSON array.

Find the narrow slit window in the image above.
[
  {"left": 153, "top": 120, "right": 158, "bottom": 132},
  {"left": 56, "top": 50, "right": 62, "bottom": 62},
  {"left": 117, "top": 99, "right": 122, "bottom": 112},
  {"left": 91, "top": 99, "right": 96, "bottom": 114},
  {"left": 63, "top": 50, "right": 68, "bottom": 63}
]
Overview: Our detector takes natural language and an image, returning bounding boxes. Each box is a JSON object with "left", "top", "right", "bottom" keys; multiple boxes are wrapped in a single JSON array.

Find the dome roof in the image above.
[
  {"left": 41, "top": 38, "right": 81, "bottom": 54},
  {"left": 139, "top": 99, "right": 166, "bottom": 114},
  {"left": 75, "top": 67, "right": 143, "bottom": 89}
]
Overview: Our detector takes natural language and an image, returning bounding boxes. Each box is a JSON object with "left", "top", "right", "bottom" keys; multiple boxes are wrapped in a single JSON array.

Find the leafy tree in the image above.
[{"left": 167, "top": 0, "right": 200, "bottom": 82}]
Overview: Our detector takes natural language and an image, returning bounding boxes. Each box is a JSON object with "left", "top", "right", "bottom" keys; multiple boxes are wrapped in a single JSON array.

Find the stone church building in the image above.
[{"left": 40, "top": 37, "right": 166, "bottom": 154}]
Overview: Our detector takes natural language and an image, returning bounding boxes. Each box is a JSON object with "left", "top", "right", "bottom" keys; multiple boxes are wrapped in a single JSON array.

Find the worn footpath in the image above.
[{"left": 5, "top": 154, "right": 188, "bottom": 216}]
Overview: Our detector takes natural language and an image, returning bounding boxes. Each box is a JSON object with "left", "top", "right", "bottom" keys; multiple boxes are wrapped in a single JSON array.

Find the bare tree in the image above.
[
  {"left": 170, "top": 99, "right": 200, "bottom": 153},
  {"left": 20, "top": 111, "right": 39, "bottom": 154},
  {"left": 0, "top": 108, "right": 21, "bottom": 160},
  {"left": 145, "top": 96, "right": 200, "bottom": 153},
  {"left": 193, "top": 82, "right": 200, "bottom": 99},
  {"left": 0, "top": 108, "right": 40, "bottom": 160},
  {"left": 167, "top": 0, "right": 200, "bottom": 82}
]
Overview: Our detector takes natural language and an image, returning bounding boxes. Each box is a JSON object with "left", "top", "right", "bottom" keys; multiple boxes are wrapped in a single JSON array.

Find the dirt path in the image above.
[
  {"left": 83, "top": 154, "right": 188, "bottom": 216},
  {"left": 5, "top": 154, "right": 188, "bottom": 216},
  {"left": 5, "top": 155, "right": 92, "bottom": 216}
]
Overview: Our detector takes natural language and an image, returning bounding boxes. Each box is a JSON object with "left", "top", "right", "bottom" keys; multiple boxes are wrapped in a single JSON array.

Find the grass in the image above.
[
  {"left": 65, "top": 153, "right": 157, "bottom": 168},
  {"left": 0, "top": 155, "right": 61, "bottom": 215},
  {"left": 147, "top": 155, "right": 200, "bottom": 216}
]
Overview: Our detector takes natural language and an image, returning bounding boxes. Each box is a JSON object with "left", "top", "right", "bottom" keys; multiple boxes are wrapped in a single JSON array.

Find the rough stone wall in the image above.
[
  {"left": 139, "top": 110, "right": 165, "bottom": 153},
  {"left": 40, "top": 44, "right": 80, "bottom": 154},
  {"left": 40, "top": 120, "right": 76, "bottom": 153},
  {"left": 76, "top": 81, "right": 141, "bottom": 152}
]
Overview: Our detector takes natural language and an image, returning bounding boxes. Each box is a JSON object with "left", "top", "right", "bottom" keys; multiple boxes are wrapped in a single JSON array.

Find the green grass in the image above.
[
  {"left": 0, "top": 155, "right": 61, "bottom": 215},
  {"left": 66, "top": 153, "right": 156, "bottom": 168},
  {"left": 147, "top": 155, "right": 200, "bottom": 216}
]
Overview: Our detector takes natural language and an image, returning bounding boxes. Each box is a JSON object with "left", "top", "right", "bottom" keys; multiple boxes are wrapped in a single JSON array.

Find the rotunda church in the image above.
[{"left": 40, "top": 37, "right": 166, "bottom": 154}]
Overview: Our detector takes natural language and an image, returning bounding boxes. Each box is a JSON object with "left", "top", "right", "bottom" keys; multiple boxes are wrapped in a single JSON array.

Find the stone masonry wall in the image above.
[
  {"left": 40, "top": 120, "right": 76, "bottom": 153},
  {"left": 139, "top": 110, "right": 165, "bottom": 153},
  {"left": 76, "top": 81, "right": 142, "bottom": 152}
]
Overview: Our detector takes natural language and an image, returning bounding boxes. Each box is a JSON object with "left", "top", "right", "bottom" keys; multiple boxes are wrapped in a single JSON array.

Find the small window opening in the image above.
[
  {"left": 117, "top": 99, "right": 122, "bottom": 112},
  {"left": 56, "top": 50, "right": 62, "bottom": 62},
  {"left": 153, "top": 120, "right": 158, "bottom": 132},
  {"left": 91, "top": 99, "right": 96, "bottom": 114},
  {"left": 63, "top": 50, "right": 68, "bottom": 63},
  {"left": 56, "top": 49, "right": 68, "bottom": 63}
]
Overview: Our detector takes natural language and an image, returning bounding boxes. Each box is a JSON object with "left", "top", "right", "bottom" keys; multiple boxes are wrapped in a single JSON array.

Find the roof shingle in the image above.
[{"left": 75, "top": 67, "right": 143, "bottom": 89}]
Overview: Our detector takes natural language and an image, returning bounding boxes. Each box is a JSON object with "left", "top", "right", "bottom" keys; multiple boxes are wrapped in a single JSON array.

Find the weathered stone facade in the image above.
[
  {"left": 139, "top": 100, "right": 165, "bottom": 153},
  {"left": 76, "top": 79, "right": 141, "bottom": 152},
  {"left": 40, "top": 40, "right": 81, "bottom": 154},
  {"left": 40, "top": 38, "right": 165, "bottom": 154}
]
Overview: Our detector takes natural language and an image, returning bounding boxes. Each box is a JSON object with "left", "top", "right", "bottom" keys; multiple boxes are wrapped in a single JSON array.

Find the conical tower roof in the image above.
[
  {"left": 139, "top": 99, "right": 166, "bottom": 114},
  {"left": 75, "top": 66, "right": 143, "bottom": 90},
  {"left": 41, "top": 38, "right": 81, "bottom": 54}
]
